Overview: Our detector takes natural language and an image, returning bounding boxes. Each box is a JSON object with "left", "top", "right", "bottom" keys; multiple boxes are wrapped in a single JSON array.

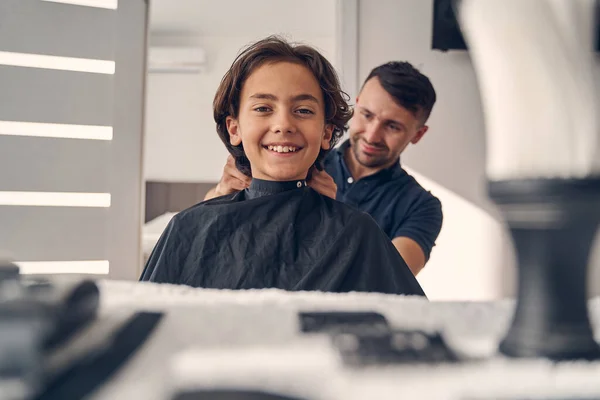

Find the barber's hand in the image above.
[
  {"left": 214, "top": 155, "right": 251, "bottom": 196},
  {"left": 308, "top": 168, "right": 337, "bottom": 200}
]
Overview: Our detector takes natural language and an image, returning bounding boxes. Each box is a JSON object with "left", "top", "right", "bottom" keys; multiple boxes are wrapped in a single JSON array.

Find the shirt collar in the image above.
[{"left": 245, "top": 178, "right": 308, "bottom": 200}]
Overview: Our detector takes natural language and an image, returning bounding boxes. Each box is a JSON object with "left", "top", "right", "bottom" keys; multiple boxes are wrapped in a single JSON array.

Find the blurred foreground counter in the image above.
[
  {"left": 4, "top": 278, "right": 600, "bottom": 400},
  {"left": 86, "top": 281, "right": 600, "bottom": 400}
]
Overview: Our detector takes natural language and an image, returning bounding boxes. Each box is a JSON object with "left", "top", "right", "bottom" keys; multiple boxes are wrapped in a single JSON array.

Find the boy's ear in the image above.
[
  {"left": 226, "top": 116, "right": 242, "bottom": 146},
  {"left": 321, "top": 124, "right": 334, "bottom": 150}
]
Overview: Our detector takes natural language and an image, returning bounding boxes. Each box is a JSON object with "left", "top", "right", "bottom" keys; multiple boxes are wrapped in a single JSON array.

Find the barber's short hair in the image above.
[
  {"left": 213, "top": 35, "right": 353, "bottom": 177},
  {"left": 364, "top": 61, "right": 436, "bottom": 124}
]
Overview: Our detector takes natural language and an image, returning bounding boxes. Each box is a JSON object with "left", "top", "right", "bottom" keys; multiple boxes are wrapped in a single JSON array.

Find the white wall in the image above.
[{"left": 144, "top": 0, "right": 338, "bottom": 182}]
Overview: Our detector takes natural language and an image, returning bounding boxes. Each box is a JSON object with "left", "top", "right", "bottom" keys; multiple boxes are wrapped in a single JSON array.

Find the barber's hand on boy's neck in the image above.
[
  {"left": 206, "top": 156, "right": 337, "bottom": 201},
  {"left": 307, "top": 168, "right": 337, "bottom": 200},
  {"left": 212, "top": 155, "right": 252, "bottom": 197}
]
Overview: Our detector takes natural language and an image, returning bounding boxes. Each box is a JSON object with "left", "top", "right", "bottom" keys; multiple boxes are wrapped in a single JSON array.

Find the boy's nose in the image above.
[{"left": 273, "top": 112, "right": 296, "bottom": 134}]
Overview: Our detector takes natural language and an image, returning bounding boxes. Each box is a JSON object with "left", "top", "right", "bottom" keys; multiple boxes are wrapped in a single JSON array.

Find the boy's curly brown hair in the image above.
[{"left": 213, "top": 35, "right": 353, "bottom": 177}]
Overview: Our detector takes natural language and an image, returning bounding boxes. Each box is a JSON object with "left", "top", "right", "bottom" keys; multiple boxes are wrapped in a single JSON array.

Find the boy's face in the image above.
[{"left": 226, "top": 61, "right": 333, "bottom": 181}]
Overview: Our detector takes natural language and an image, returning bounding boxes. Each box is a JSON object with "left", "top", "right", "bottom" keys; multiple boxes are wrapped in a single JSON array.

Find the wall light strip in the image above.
[
  {"left": 0, "top": 192, "right": 111, "bottom": 207},
  {"left": 0, "top": 51, "right": 115, "bottom": 74},
  {"left": 15, "top": 260, "right": 109, "bottom": 274},
  {"left": 41, "top": 0, "right": 118, "bottom": 10},
  {"left": 0, "top": 120, "right": 113, "bottom": 141}
]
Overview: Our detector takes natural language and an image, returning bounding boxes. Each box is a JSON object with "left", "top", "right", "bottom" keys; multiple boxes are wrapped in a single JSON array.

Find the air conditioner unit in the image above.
[{"left": 147, "top": 46, "right": 207, "bottom": 74}]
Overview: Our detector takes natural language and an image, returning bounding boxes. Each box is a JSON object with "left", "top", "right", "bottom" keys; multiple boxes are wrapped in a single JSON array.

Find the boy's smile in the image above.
[
  {"left": 226, "top": 61, "right": 333, "bottom": 181},
  {"left": 264, "top": 143, "right": 302, "bottom": 155}
]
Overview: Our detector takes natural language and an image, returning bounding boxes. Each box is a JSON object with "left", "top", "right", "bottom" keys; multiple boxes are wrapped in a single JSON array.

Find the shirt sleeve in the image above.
[{"left": 392, "top": 194, "right": 443, "bottom": 261}]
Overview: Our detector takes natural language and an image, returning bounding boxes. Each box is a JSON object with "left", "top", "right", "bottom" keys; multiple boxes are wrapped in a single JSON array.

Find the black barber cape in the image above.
[{"left": 140, "top": 179, "right": 426, "bottom": 297}]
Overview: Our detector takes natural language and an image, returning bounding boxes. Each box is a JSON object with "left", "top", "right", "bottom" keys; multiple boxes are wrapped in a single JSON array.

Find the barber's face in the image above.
[{"left": 349, "top": 77, "right": 428, "bottom": 170}]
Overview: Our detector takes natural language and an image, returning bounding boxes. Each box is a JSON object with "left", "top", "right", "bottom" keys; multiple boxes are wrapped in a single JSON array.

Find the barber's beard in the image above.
[{"left": 351, "top": 137, "right": 392, "bottom": 169}]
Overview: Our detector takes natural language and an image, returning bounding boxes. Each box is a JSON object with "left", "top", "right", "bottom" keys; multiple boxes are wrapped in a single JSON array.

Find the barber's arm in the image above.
[
  {"left": 392, "top": 237, "right": 426, "bottom": 276},
  {"left": 391, "top": 196, "right": 443, "bottom": 276}
]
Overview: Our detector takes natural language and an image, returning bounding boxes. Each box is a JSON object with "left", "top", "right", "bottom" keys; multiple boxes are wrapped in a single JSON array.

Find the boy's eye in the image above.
[
  {"left": 296, "top": 108, "right": 314, "bottom": 115},
  {"left": 361, "top": 111, "right": 372, "bottom": 119},
  {"left": 254, "top": 106, "right": 271, "bottom": 112}
]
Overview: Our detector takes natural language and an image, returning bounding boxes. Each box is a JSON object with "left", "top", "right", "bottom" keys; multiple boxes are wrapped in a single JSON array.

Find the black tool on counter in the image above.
[
  {"left": 298, "top": 311, "right": 389, "bottom": 335},
  {"left": 36, "top": 311, "right": 163, "bottom": 400},
  {"left": 332, "top": 329, "right": 459, "bottom": 366},
  {"left": 0, "top": 261, "right": 163, "bottom": 400},
  {"left": 0, "top": 261, "right": 100, "bottom": 352},
  {"left": 30, "top": 278, "right": 100, "bottom": 351}
]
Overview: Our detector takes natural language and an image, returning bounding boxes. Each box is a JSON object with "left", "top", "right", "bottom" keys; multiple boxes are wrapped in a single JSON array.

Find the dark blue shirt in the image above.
[{"left": 323, "top": 140, "right": 443, "bottom": 261}]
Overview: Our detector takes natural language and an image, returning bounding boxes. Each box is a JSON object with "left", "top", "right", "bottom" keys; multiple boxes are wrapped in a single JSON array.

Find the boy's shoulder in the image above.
[
  {"left": 170, "top": 188, "right": 382, "bottom": 232},
  {"left": 171, "top": 192, "right": 240, "bottom": 223}
]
